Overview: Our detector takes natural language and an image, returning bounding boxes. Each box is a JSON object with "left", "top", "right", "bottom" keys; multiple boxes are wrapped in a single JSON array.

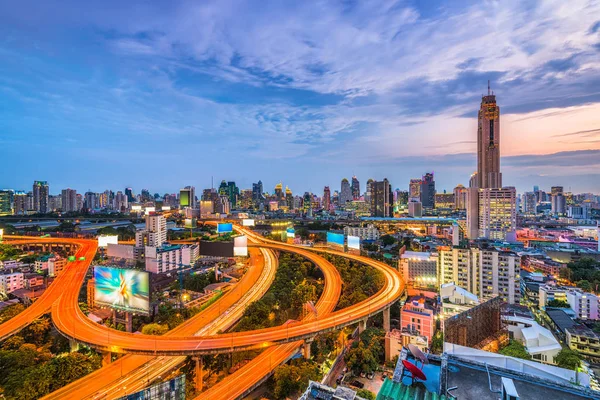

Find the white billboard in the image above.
[
  {"left": 107, "top": 243, "right": 135, "bottom": 260},
  {"left": 242, "top": 219, "right": 255, "bottom": 227},
  {"left": 98, "top": 235, "right": 119, "bottom": 248},
  {"left": 234, "top": 235, "right": 248, "bottom": 256},
  {"left": 347, "top": 235, "right": 360, "bottom": 250},
  {"left": 145, "top": 207, "right": 156, "bottom": 213},
  {"left": 162, "top": 206, "right": 171, "bottom": 211},
  {"left": 131, "top": 205, "right": 142, "bottom": 212}
]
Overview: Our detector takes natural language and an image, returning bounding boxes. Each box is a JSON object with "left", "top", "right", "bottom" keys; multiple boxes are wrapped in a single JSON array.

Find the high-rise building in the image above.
[
  {"left": 179, "top": 186, "right": 196, "bottom": 209},
  {"left": 466, "top": 84, "right": 516, "bottom": 241},
  {"left": 274, "top": 183, "right": 284, "bottom": 204},
  {"left": 420, "top": 173, "right": 435, "bottom": 209},
  {"left": 551, "top": 186, "right": 566, "bottom": 215},
  {"left": 114, "top": 191, "right": 128, "bottom": 212},
  {"left": 453, "top": 185, "right": 467, "bottom": 210},
  {"left": 0, "top": 190, "right": 14, "bottom": 215},
  {"left": 365, "top": 179, "right": 374, "bottom": 203},
  {"left": 522, "top": 192, "right": 537, "bottom": 214},
  {"left": 323, "top": 186, "right": 331, "bottom": 212},
  {"left": 136, "top": 213, "right": 167, "bottom": 248},
  {"left": 125, "top": 188, "right": 135, "bottom": 203},
  {"left": 409, "top": 179, "right": 421, "bottom": 203},
  {"left": 219, "top": 180, "right": 239, "bottom": 208},
  {"left": 252, "top": 180, "right": 264, "bottom": 207},
  {"left": 478, "top": 187, "right": 517, "bottom": 241},
  {"left": 84, "top": 192, "right": 98, "bottom": 210},
  {"left": 13, "top": 191, "right": 27, "bottom": 215},
  {"left": 339, "top": 178, "right": 352, "bottom": 207},
  {"left": 370, "top": 179, "right": 392, "bottom": 217},
  {"left": 351, "top": 176, "right": 360, "bottom": 200},
  {"left": 61, "top": 188, "right": 78, "bottom": 212},
  {"left": 32, "top": 181, "right": 49, "bottom": 213},
  {"left": 285, "top": 187, "right": 294, "bottom": 210}
]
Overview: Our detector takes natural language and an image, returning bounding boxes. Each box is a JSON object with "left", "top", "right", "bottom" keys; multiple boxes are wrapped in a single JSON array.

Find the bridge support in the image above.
[
  {"left": 194, "top": 357, "right": 203, "bottom": 393},
  {"left": 303, "top": 342, "right": 312, "bottom": 359},
  {"left": 383, "top": 307, "right": 391, "bottom": 332},
  {"left": 69, "top": 339, "right": 79, "bottom": 352},
  {"left": 102, "top": 351, "right": 112, "bottom": 367},
  {"left": 358, "top": 318, "right": 367, "bottom": 334}
]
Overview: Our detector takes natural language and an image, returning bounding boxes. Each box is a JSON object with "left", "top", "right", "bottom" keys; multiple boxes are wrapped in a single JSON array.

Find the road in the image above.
[{"left": 43, "top": 246, "right": 276, "bottom": 400}]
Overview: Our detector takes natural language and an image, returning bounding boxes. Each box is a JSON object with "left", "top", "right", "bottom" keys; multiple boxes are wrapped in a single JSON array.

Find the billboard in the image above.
[
  {"left": 217, "top": 223, "right": 233, "bottom": 233},
  {"left": 327, "top": 232, "right": 344, "bottom": 246},
  {"left": 242, "top": 219, "right": 255, "bottom": 227},
  {"left": 199, "top": 240, "right": 234, "bottom": 257},
  {"left": 98, "top": 235, "right": 119, "bottom": 248},
  {"left": 162, "top": 206, "right": 171, "bottom": 211},
  {"left": 234, "top": 235, "right": 248, "bottom": 256},
  {"left": 94, "top": 266, "right": 150, "bottom": 315},
  {"left": 145, "top": 207, "right": 155, "bottom": 213},
  {"left": 347, "top": 235, "right": 360, "bottom": 250},
  {"left": 180, "top": 190, "right": 190, "bottom": 207},
  {"left": 131, "top": 205, "right": 142, "bottom": 212},
  {"left": 107, "top": 244, "right": 135, "bottom": 260},
  {"left": 286, "top": 228, "right": 295, "bottom": 238},
  {"left": 184, "top": 218, "right": 196, "bottom": 229}
]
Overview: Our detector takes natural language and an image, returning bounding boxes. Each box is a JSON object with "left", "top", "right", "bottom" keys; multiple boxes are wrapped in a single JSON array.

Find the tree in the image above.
[
  {"left": 0, "top": 303, "right": 26, "bottom": 324},
  {"left": 554, "top": 347, "right": 581, "bottom": 370},
  {"left": 273, "top": 360, "right": 321, "bottom": 399},
  {"left": 499, "top": 340, "right": 531, "bottom": 360},
  {"left": 576, "top": 280, "right": 593, "bottom": 292},
  {"left": 357, "top": 389, "right": 376, "bottom": 400},
  {"left": 547, "top": 299, "right": 570, "bottom": 308},
  {"left": 141, "top": 323, "right": 169, "bottom": 335},
  {"left": 381, "top": 235, "right": 396, "bottom": 247},
  {"left": 345, "top": 341, "right": 379, "bottom": 374}
]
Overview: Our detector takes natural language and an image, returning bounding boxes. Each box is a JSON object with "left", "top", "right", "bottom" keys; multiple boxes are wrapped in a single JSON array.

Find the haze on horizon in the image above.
[{"left": 1, "top": 0, "right": 599, "bottom": 195}]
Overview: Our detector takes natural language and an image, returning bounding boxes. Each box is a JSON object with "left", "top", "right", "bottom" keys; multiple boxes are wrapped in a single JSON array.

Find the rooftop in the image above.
[{"left": 546, "top": 308, "right": 578, "bottom": 333}]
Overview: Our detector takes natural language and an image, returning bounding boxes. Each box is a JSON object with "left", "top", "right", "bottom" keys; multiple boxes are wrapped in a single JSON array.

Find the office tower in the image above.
[
  {"left": 200, "top": 200, "right": 214, "bottom": 216},
  {"left": 13, "top": 191, "right": 27, "bottom": 215},
  {"left": 219, "top": 180, "right": 239, "bottom": 208},
  {"left": 351, "top": 176, "right": 360, "bottom": 200},
  {"left": 0, "top": 190, "right": 14, "bottom": 215},
  {"left": 365, "top": 179, "right": 374, "bottom": 203},
  {"left": 114, "top": 191, "right": 128, "bottom": 212},
  {"left": 434, "top": 192, "right": 454, "bottom": 209},
  {"left": 323, "top": 186, "right": 331, "bottom": 211},
  {"left": 478, "top": 187, "right": 517, "bottom": 241},
  {"left": 252, "top": 180, "right": 264, "bottom": 206},
  {"left": 61, "top": 189, "right": 78, "bottom": 212},
  {"left": 551, "top": 186, "right": 566, "bottom": 215},
  {"left": 179, "top": 186, "right": 196, "bottom": 209},
  {"left": 409, "top": 179, "right": 421, "bottom": 203},
  {"left": 48, "top": 195, "right": 61, "bottom": 212},
  {"left": 339, "top": 178, "right": 352, "bottom": 207},
  {"left": 274, "top": 183, "right": 284, "bottom": 204},
  {"left": 136, "top": 213, "right": 167, "bottom": 248},
  {"left": 370, "top": 179, "right": 392, "bottom": 217},
  {"left": 285, "top": 187, "right": 294, "bottom": 210},
  {"left": 453, "top": 185, "right": 467, "bottom": 210},
  {"left": 523, "top": 192, "right": 537, "bottom": 214},
  {"left": 140, "top": 189, "right": 151, "bottom": 202},
  {"left": 98, "top": 190, "right": 112, "bottom": 209},
  {"left": 215, "top": 195, "right": 231, "bottom": 214},
  {"left": 420, "top": 173, "right": 435, "bottom": 208},
  {"left": 83, "top": 192, "right": 98, "bottom": 210},
  {"left": 32, "top": 181, "right": 49, "bottom": 213},
  {"left": 125, "top": 187, "right": 135, "bottom": 203},
  {"left": 466, "top": 83, "right": 516, "bottom": 241},
  {"left": 408, "top": 202, "right": 422, "bottom": 217}
]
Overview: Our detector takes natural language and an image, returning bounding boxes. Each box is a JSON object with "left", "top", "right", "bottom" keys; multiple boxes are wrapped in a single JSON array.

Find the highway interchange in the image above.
[{"left": 0, "top": 224, "right": 404, "bottom": 399}]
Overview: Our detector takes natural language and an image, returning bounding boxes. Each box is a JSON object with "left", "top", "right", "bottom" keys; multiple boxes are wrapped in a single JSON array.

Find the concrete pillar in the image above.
[
  {"left": 69, "top": 339, "right": 79, "bottom": 352},
  {"left": 102, "top": 351, "right": 112, "bottom": 367},
  {"left": 194, "top": 357, "right": 203, "bottom": 392},
  {"left": 303, "top": 342, "right": 311, "bottom": 359},
  {"left": 358, "top": 318, "right": 367, "bottom": 334},
  {"left": 125, "top": 312, "right": 133, "bottom": 333},
  {"left": 383, "top": 307, "right": 391, "bottom": 332}
]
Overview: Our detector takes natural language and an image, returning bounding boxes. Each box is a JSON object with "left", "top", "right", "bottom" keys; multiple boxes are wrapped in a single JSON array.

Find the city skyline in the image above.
[{"left": 1, "top": 1, "right": 600, "bottom": 194}]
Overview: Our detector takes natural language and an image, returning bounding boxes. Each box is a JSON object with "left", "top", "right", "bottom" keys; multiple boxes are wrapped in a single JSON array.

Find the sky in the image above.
[{"left": 1, "top": 0, "right": 600, "bottom": 196}]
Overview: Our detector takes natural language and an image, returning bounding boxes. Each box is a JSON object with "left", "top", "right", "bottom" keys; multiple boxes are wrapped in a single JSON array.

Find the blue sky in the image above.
[{"left": 1, "top": 0, "right": 600, "bottom": 195}]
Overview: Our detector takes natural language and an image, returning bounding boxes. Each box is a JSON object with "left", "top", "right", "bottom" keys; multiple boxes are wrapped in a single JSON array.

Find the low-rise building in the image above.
[
  {"left": 566, "top": 325, "right": 600, "bottom": 359},
  {"left": 343, "top": 224, "right": 380, "bottom": 241},
  {"left": 145, "top": 244, "right": 200, "bottom": 274},
  {"left": 566, "top": 289, "right": 599, "bottom": 320},
  {"left": 0, "top": 270, "right": 24, "bottom": 295},
  {"left": 505, "top": 315, "right": 562, "bottom": 364},
  {"left": 399, "top": 251, "right": 438, "bottom": 289},
  {"left": 539, "top": 284, "right": 569, "bottom": 310},
  {"left": 23, "top": 273, "right": 44, "bottom": 290},
  {"left": 400, "top": 296, "right": 435, "bottom": 342},
  {"left": 384, "top": 328, "right": 428, "bottom": 362}
]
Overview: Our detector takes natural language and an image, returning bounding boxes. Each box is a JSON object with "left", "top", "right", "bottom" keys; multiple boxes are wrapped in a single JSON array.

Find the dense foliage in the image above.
[
  {"left": 344, "top": 327, "right": 385, "bottom": 374},
  {"left": 554, "top": 347, "right": 582, "bottom": 370},
  {"left": 96, "top": 225, "right": 137, "bottom": 241},
  {"left": 499, "top": 340, "right": 531, "bottom": 360},
  {"left": 234, "top": 253, "right": 322, "bottom": 331},
  {"left": 0, "top": 244, "right": 21, "bottom": 261},
  {"left": 560, "top": 258, "right": 600, "bottom": 290},
  {"left": 322, "top": 254, "right": 384, "bottom": 310},
  {"left": 546, "top": 299, "right": 570, "bottom": 308},
  {"left": 272, "top": 359, "right": 322, "bottom": 399}
]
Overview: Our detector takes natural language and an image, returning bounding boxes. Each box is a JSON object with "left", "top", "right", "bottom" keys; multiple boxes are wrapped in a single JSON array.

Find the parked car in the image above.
[
  {"left": 360, "top": 372, "right": 366, "bottom": 378},
  {"left": 367, "top": 372, "right": 374, "bottom": 380},
  {"left": 351, "top": 380, "right": 365, "bottom": 389}
]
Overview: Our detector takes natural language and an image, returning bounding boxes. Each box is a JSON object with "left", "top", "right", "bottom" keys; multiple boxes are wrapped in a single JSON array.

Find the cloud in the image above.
[{"left": 552, "top": 127, "right": 600, "bottom": 138}]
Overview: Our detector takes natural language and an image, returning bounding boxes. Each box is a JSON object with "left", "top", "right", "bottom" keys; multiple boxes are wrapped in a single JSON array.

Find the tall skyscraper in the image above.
[
  {"left": 523, "top": 192, "right": 537, "bottom": 214},
  {"left": 136, "top": 213, "right": 167, "bottom": 248},
  {"left": 125, "top": 187, "right": 135, "bottom": 203},
  {"left": 466, "top": 83, "right": 516, "bottom": 241},
  {"left": 32, "top": 181, "right": 49, "bottom": 214},
  {"left": 453, "top": 185, "right": 467, "bottom": 210},
  {"left": 13, "top": 191, "right": 27, "bottom": 215},
  {"left": 408, "top": 179, "right": 421, "bottom": 203},
  {"left": 351, "top": 176, "right": 360, "bottom": 200},
  {"left": 179, "top": 186, "right": 196, "bottom": 209},
  {"left": 219, "top": 180, "right": 239, "bottom": 208},
  {"left": 61, "top": 188, "right": 78, "bottom": 212},
  {"left": 420, "top": 173, "right": 435, "bottom": 209},
  {"left": 370, "top": 179, "right": 392, "bottom": 217},
  {"left": 340, "top": 178, "right": 352, "bottom": 207},
  {"left": 0, "top": 190, "right": 14, "bottom": 215},
  {"left": 114, "top": 191, "right": 128, "bottom": 212},
  {"left": 285, "top": 186, "right": 294, "bottom": 210},
  {"left": 365, "top": 179, "right": 374, "bottom": 203},
  {"left": 323, "top": 186, "right": 331, "bottom": 211},
  {"left": 551, "top": 186, "right": 566, "bottom": 215}
]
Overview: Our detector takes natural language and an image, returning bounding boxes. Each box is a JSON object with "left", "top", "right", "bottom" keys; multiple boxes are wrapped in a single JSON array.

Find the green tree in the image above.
[
  {"left": 345, "top": 341, "right": 379, "bottom": 374},
  {"left": 273, "top": 360, "right": 321, "bottom": 399},
  {"left": 554, "top": 347, "right": 581, "bottom": 370},
  {"left": 576, "top": 279, "right": 593, "bottom": 292},
  {"left": 49, "top": 352, "right": 102, "bottom": 388},
  {"left": 290, "top": 280, "right": 317, "bottom": 315},
  {"left": 547, "top": 299, "right": 570, "bottom": 308},
  {"left": 141, "top": 323, "right": 169, "bottom": 335},
  {"left": 357, "top": 389, "right": 376, "bottom": 400},
  {"left": 381, "top": 235, "right": 396, "bottom": 247},
  {"left": 0, "top": 303, "right": 26, "bottom": 324},
  {"left": 499, "top": 340, "right": 531, "bottom": 360}
]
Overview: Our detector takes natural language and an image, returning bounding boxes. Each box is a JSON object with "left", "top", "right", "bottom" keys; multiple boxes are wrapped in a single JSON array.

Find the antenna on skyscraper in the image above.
[{"left": 488, "top": 80, "right": 491, "bottom": 95}]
